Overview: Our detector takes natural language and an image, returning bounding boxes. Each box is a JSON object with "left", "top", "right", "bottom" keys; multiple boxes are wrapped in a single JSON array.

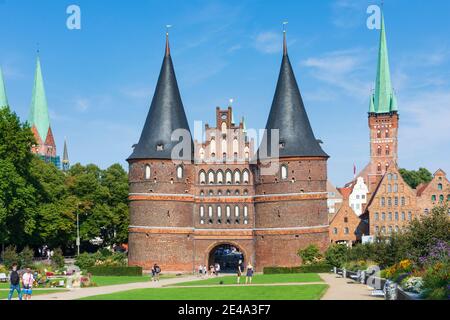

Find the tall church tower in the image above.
[
  {"left": 368, "top": 13, "right": 398, "bottom": 175},
  {"left": 29, "top": 56, "right": 60, "bottom": 168},
  {"left": 255, "top": 30, "right": 329, "bottom": 267}
]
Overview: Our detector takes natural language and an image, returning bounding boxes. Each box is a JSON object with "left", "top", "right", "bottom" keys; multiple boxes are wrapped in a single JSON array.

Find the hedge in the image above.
[
  {"left": 263, "top": 264, "right": 333, "bottom": 274},
  {"left": 87, "top": 266, "right": 143, "bottom": 276}
]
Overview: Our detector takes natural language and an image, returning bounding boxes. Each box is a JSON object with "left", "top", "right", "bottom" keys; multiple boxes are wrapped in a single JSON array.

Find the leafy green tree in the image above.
[
  {"left": 399, "top": 168, "right": 433, "bottom": 189},
  {"left": 19, "top": 246, "right": 34, "bottom": 268},
  {"left": 325, "top": 244, "right": 348, "bottom": 267},
  {"left": 2, "top": 246, "right": 19, "bottom": 269},
  {"left": 297, "top": 244, "right": 322, "bottom": 265},
  {"left": 0, "top": 107, "right": 38, "bottom": 246},
  {"left": 51, "top": 248, "right": 65, "bottom": 269}
]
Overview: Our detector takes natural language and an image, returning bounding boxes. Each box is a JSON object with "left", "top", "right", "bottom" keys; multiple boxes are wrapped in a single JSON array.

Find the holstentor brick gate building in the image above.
[{"left": 127, "top": 31, "right": 329, "bottom": 272}]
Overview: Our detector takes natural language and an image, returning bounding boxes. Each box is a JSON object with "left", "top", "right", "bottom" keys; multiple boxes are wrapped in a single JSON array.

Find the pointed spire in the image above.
[
  {"left": 370, "top": 11, "right": 397, "bottom": 114},
  {"left": 29, "top": 56, "right": 51, "bottom": 142},
  {"left": 62, "top": 138, "right": 70, "bottom": 171},
  {"left": 128, "top": 31, "right": 192, "bottom": 161},
  {"left": 242, "top": 117, "right": 247, "bottom": 133},
  {"left": 283, "top": 21, "right": 288, "bottom": 56},
  {"left": 260, "top": 30, "right": 328, "bottom": 159},
  {"left": 0, "top": 67, "right": 8, "bottom": 108},
  {"left": 165, "top": 25, "right": 172, "bottom": 57}
]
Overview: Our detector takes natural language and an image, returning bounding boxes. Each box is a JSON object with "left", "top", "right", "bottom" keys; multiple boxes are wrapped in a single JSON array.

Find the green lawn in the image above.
[
  {"left": 0, "top": 283, "right": 9, "bottom": 289},
  {"left": 170, "top": 273, "right": 323, "bottom": 287},
  {"left": 81, "top": 284, "right": 328, "bottom": 300},
  {"left": 91, "top": 274, "right": 177, "bottom": 287},
  {"left": 1, "top": 289, "right": 67, "bottom": 300}
]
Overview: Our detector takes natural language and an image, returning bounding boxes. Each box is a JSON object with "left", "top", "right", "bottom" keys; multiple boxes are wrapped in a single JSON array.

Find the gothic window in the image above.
[
  {"left": 401, "top": 197, "right": 405, "bottom": 206},
  {"left": 377, "top": 163, "right": 382, "bottom": 173},
  {"left": 243, "top": 170, "right": 249, "bottom": 184},
  {"left": 377, "top": 146, "right": 382, "bottom": 156},
  {"left": 226, "top": 206, "right": 231, "bottom": 224},
  {"left": 375, "top": 212, "right": 379, "bottom": 221},
  {"left": 208, "top": 171, "right": 215, "bottom": 184},
  {"left": 208, "top": 206, "right": 213, "bottom": 220},
  {"left": 233, "top": 138, "right": 239, "bottom": 154},
  {"left": 431, "top": 195, "right": 437, "bottom": 202},
  {"left": 199, "top": 148, "right": 205, "bottom": 160},
  {"left": 199, "top": 171, "right": 206, "bottom": 184},
  {"left": 438, "top": 183, "right": 443, "bottom": 191},
  {"left": 210, "top": 139, "right": 216, "bottom": 156},
  {"left": 235, "top": 190, "right": 240, "bottom": 196},
  {"left": 235, "top": 206, "right": 240, "bottom": 224},
  {"left": 281, "top": 165, "right": 288, "bottom": 180},
  {"left": 176, "top": 166, "right": 183, "bottom": 179},
  {"left": 385, "top": 146, "right": 390, "bottom": 156},
  {"left": 217, "top": 206, "right": 222, "bottom": 224},
  {"left": 244, "top": 146, "right": 250, "bottom": 160},
  {"left": 440, "top": 195, "right": 445, "bottom": 203},
  {"left": 395, "top": 212, "right": 399, "bottom": 221},
  {"left": 394, "top": 184, "right": 398, "bottom": 193},
  {"left": 382, "top": 212, "right": 386, "bottom": 221},
  {"left": 388, "top": 212, "right": 392, "bottom": 221},
  {"left": 145, "top": 165, "right": 151, "bottom": 180},
  {"left": 388, "top": 174, "right": 392, "bottom": 181},
  {"left": 234, "top": 170, "right": 241, "bottom": 184},
  {"left": 226, "top": 170, "right": 232, "bottom": 184},
  {"left": 209, "top": 190, "right": 214, "bottom": 196},
  {"left": 377, "top": 130, "right": 381, "bottom": 138},
  {"left": 221, "top": 122, "right": 227, "bottom": 134},
  {"left": 243, "top": 190, "right": 249, "bottom": 196},
  {"left": 226, "top": 190, "right": 231, "bottom": 196},
  {"left": 401, "top": 212, "right": 405, "bottom": 221},
  {"left": 394, "top": 197, "right": 399, "bottom": 206},
  {"left": 381, "top": 197, "right": 385, "bottom": 207},
  {"left": 385, "top": 130, "right": 390, "bottom": 138},
  {"left": 199, "top": 206, "right": 205, "bottom": 224},
  {"left": 217, "top": 171, "right": 224, "bottom": 184},
  {"left": 222, "top": 139, "right": 227, "bottom": 155},
  {"left": 388, "top": 184, "right": 392, "bottom": 193},
  {"left": 244, "top": 206, "right": 249, "bottom": 224},
  {"left": 200, "top": 190, "right": 205, "bottom": 197},
  {"left": 388, "top": 197, "right": 392, "bottom": 207}
]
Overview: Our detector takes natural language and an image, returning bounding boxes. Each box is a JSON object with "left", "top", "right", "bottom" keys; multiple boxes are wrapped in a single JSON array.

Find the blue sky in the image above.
[{"left": 1, "top": 0, "right": 450, "bottom": 186}]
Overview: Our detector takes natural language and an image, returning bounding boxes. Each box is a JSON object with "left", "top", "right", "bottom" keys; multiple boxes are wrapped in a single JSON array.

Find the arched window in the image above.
[
  {"left": 226, "top": 170, "right": 232, "bottom": 184},
  {"left": 388, "top": 212, "right": 392, "bottom": 221},
  {"left": 244, "top": 206, "right": 248, "bottom": 224},
  {"left": 395, "top": 212, "right": 399, "bottom": 221},
  {"left": 235, "top": 190, "right": 240, "bottom": 196},
  {"left": 440, "top": 195, "right": 445, "bottom": 203},
  {"left": 388, "top": 226, "right": 393, "bottom": 234},
  {"left": 385, "top": 145, "right": 390, "bottom": 156},
  {"left": 208, "top": 206, "right": 213, "bottom": 224},
  {"left": 222, "top": 139, "right": 227, "bottom": 155},
  {"left": 243, "top": 170, "right": 249, "bottom": 184},
  {"left": 199, "top": 171, "right": 206, "bottom": 184},
  {"left": 385, "top": 130, "right": 390, "bottom": 138},
  {"left": 344, "top": 227, "right": 349, "bottom": 235},
  {"left": 243, "top": 189, "right": 248, "bottom": 196},
  {"left": 377, "top": 146, "right": 382, "bottom": 156},
  {"left": 221, "top": 122, "right": 227, "bottom": 134},
  {"left": 401, "top": 197, "right": 405, "bottom": 206},
  {"left": 375, "top": 212, "right": 379, "bottom": 221},
  {"left": 208, "top": 171, "right": 215, "bottom": 184},
  {"left": 199, "top": 148, "right": 205, "bottom": 160},
  {"left": 333, "top": 228, "right": 338, "bottom": 235},
  {"left": 226, "top": 206, "right": 231, "bottom": 224},
  {"left": 438, "top": 183, "right": 443, "bottom": 191},
  {"left": 234, "top": 170, "right": 241, "bottom": 184},
  {"left": 217, "top": 206, "right": 222, "bottom": 218},
  {"left": 235, "top": 206, "right": 240, "bottom": 224},
  {"left": 217, "top": 171, "right": 224, "bottom": 184},
  {"left": 200, "top": 206, "right": 205, "bottom": 224},
  {"left": 176, "top": 166, "right": 183, "bottom": 179},
  {"left": 401, "top": 212, "right": 405, "bottom": 221},
  {"left": 388, "top": 184, "right": 392, "bottom": 193},
  {"left": 233, "top": 138, "right": 239, "bottom": 154},
  {"left": 377, "top": 130, "right": 381, "bottom": 138},
  {"left": 145, "top": 165, "right": 151, "bottom": 180},
  {"left": 382, "top": 212, "right": 386, "bottom": 221},
  {"left": 431, "top": 195, "right": 437, "bottom": 202},
  {"left": 281, "top": 165, "right": 288, "bottom": 180},
  {"left": 381, "top": 197, "right": 385, "bottom": 207},
  {"left": 244, "top": 146, "right": 250, "bottom": 160},
  {"left": 210, "top": 139, "right": 216, "bottom": 157},
  {"left": 377, "top": 163, "right": 382, "bottom": 172}
]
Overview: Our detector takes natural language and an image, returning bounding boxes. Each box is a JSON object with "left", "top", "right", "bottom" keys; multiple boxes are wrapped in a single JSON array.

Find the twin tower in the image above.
[{"left": 127, "top": 31, "right": 329, "bottom": 272}]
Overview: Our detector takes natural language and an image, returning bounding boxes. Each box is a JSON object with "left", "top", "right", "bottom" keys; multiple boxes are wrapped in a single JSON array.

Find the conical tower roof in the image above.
[
  {"left": 370, "top": 13, "right": 398, "bottom": 114},
  {"left": 128, "top": 32, "right": 192, "bottom": 161},
  {"left": 29, "top": 56, "right": 51, "bottom": 141},
  {"left": 260, "top": 31, "right": 328, "bottom": 159},
  {"left": 0, "top": 67, "right": 9, "bottom": 108},
  {"left": 63, "top": 138, "right": 69, "bottom": 164}
]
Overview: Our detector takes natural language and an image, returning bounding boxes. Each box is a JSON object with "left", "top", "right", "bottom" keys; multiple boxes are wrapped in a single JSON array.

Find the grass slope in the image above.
[
  {"left": 81, "top": 284, "right": 328, "bottom": 300},
  {"left": 171, "top": 273, "right": 323, "bottom": 287}
]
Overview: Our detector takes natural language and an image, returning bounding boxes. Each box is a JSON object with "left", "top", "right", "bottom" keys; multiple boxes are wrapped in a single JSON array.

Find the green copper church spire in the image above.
[
  {"left": 370, "top": 12, "right": 398, "bottom": 114},
  {"left": 0, "top": 67, "right": 8, "bottom": 108},
  {"left": 29, "top": 56, "right": 51, "bottom": 141}
]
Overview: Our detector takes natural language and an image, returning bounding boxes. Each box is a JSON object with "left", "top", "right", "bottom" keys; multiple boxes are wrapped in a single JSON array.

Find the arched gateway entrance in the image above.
[{"left": 208, "top": 243, "right": 245, "bottom": 273}]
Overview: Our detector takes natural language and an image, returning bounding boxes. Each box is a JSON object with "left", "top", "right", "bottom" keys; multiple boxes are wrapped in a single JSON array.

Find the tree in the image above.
[
  {"left": 297, "top": 244, "right": 322, "bottom": 265},
  {"left": 325, "top": 244, "right": 348, "bottom": 267},
  {"left": 0, "top": 107, "right": 38, "bottom": 246},
  {"left": 399, "top": 168, "right": 433, "bottom": 189}
]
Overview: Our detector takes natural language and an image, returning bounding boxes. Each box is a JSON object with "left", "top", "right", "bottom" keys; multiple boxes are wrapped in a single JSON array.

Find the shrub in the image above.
[
  {"left": 75, "top": 251, "right": 127, "bottom": 270},
  {"left": 75, "top": 252, "right": 100, "bottom": 270},
  {"left": 0, "top": 264, "right": 8, "bottom": 273},
  {"left": 421, "top": 262, "right": 450, "bottom": 300},
  {"left": 19, "top": 246, "right": 34, "bottom": 268},
  {"left": 87, "top": 266, "right": 142, "bottom": 276},
  {"left": 51, "top": 248, "right": 65, "bottom": 269},
  {"left": 297, "top": 244, "right": 323, "bottom": 265},
  {"left": 401, "top": 276, "right": 424, "bottom": 294},
  {"left": 263, "top": 263, "right": 332, "bottom": 274},
  {"left": 325, "top": 244, "right": 348, "bottom": 267},
  {"left": 2, "top": 246, "right": 19, "bottom": 269},
  {"left": 342, "top": 260, "right": 377, "bottom": 272}
]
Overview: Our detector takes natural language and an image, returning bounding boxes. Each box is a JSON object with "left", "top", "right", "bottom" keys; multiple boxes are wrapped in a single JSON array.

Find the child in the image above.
[{"left": 245, "top": 262, "right": 254, "bottom": 285}]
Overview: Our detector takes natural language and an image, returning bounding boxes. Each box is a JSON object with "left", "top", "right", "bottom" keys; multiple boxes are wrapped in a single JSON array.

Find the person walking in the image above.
[
  {"left": 151, "top": 265, "right": 156, "bottom": 281},
  {"left": 245, "top": 262, "right": 254, "bottom": 285},
  {"left": 202, "top": 265, "right": 207, "bottom": 277},
  {"left": 7, "top": 263, "right": 22, "bottom": 301},
  {"left": 236, "top": 260, "right": 243, "bottom": 284},
  {"left": 22, "top": 268, "right": 34, "bottom": 300},
  {"left": 154, "top": 264, "right": 161, "bottom": 282},
  {"left": 215, "top": 263, "right": 220, "bottom": 277},
  {"left": 198, "top": 264, "right": 203, "bottom": 277}
]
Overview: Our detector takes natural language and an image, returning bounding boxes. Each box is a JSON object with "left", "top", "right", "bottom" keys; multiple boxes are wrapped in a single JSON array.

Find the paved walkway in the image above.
[
  {"left": 319, "top": 273, "right": 383, "bottom": 300},
  {"left": 4, "top": 275, "right": 203, "bottom": 301}
]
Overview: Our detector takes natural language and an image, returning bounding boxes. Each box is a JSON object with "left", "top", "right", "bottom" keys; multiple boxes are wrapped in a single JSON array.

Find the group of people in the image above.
[
  {"left": 7, "top": 264, "right": 35, "bottom": 301},
  {"left": 197, "top": 263, "right": 221, "bottom": 277},
  {"left": 197, "top": 260, "right": 255, "bottom": 284},
  {"left": 150, "top": 263, "right": 161, "bottom": 282}
]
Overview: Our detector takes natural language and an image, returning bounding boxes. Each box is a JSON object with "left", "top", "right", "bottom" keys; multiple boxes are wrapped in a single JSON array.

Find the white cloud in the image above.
[
  {"left": 301, "top": 48, "right": 374, "bottom": 100},
  {"left": 254, "top": 32, "right": 281, "bottom": 54}
]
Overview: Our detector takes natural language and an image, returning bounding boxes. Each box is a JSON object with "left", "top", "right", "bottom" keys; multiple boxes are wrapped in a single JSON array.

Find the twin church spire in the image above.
[
  {"left": 0, "top": 67, "right": 8, "bottom": 108},
  {"left": 130, "top": 26, "right": 328, "bottom": 161}
]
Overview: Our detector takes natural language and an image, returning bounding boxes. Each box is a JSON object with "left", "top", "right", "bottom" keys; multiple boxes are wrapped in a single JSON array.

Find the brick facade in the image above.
[{"left": 128, "top": 107, "right": 329, "bottom": 272}]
